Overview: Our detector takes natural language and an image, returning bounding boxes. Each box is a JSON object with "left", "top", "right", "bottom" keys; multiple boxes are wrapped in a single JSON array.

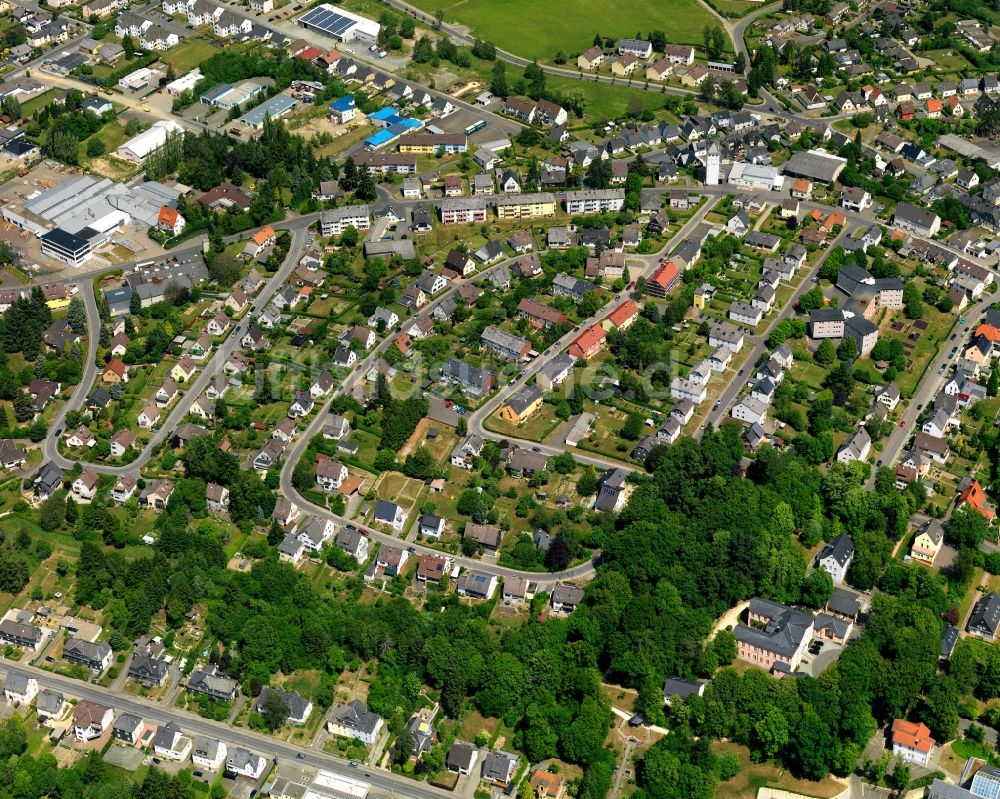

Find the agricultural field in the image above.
[{"left": 405, "top": 0, "right": 720, "bottom": 62}]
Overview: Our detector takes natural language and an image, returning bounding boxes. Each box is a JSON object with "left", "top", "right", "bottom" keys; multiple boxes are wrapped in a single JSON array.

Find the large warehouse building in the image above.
[
  {"left": 116, "top": 119, "right": 184, "bottom": 163},
  {"left": 2, "top": 175, "right": 181, "bottom": 266},
  {"left": 297, "top": 4, "right": 380, "bottom": 42}
]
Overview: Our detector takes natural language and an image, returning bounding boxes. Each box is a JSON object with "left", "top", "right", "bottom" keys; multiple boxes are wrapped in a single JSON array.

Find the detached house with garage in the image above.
[
  {"left": 316, "top": 458, "right": 348, "bottom": 491},
  {"left": 374, "top": 499, "right": 407, "bottom": 530}
]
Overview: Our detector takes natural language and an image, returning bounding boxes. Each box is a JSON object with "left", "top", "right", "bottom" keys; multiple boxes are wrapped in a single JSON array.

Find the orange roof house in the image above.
[
  {"left": 926, "top": 98, "right": 942, "bottom": 114},
  {"left": 791, "top": 178, "right": 812, "bottom": 197},
  {"left": 530, "top": 771, "right": 566, "bottom": 799},
  {"left": 890, "top": 719, "right": 935, "bottom": 761},
  {"left": 975, "top": 324, "right": 1000, "bottom": 343},
  {"left": 958, "top": 479, "right": 995, "bottom": 522},
  {"left": 646, "top": 261, "right": 679, "bottom": 298},
  {"left": 252, "top": 226, "right": 276, "bottom": 247},
  {"left": 295, "top": 46, "right": 324, "bottom": 61},
  {"left": 102, "top": 358, "right": 127, "bottom": 383},
  {"left": 568, "top": 324, "right": 606, "bottom": 360},
  {"left": 821, "top": 212, "right": 846, "bottom": 231},
  {"left": 605, "top": 299, "right": 640, "bottom": 330},
  {"left": 394, "top": 333, "right": 413, "bottom": 356},
  {"left": 158, "top": 206, "right": 179, "bottom": 228}
]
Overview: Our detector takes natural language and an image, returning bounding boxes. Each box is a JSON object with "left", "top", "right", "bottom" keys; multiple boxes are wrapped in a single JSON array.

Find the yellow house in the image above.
[
  {"left": 171, "top": 356, "right": 197, "bottom": 383},
  {"left": 693, "top": 284, "right": 715, "bottom": 310},
  {"left": 495, "top": 194, "right": 557, "bottom": 220},
  {"left": 499, "top": 385, "right": 543, "bottom": 426},
  {"left": 681, "top": 65, "right": 709, "bottom": 87},
  {"left": 910, "top": 519, "right": 943, "bottom": 565},
  {"left": 611, "top": 54, "right": 637, "bottom": 77}
]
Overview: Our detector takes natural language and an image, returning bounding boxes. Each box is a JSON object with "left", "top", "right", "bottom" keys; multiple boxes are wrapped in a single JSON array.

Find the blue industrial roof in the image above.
[
  {"left": 369, "top": 106, "right": 398, "bottom": 122},
  {"left": 364, "top": 129, "right": 396, "bottom": 148}
]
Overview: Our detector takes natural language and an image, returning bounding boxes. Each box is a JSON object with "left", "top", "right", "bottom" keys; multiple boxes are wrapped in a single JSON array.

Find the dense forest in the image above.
[{"left": 61, "top": 413, "right": 982, "bottom": 798}]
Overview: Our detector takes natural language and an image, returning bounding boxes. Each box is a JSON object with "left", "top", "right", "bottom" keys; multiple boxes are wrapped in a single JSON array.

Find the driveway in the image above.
[{"left": 803, "top": 640, "right": 842, "bottom": 677}]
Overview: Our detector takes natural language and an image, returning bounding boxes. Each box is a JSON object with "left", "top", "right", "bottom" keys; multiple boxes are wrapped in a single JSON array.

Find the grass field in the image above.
[
  {"left": 706, "top": 0, "right": 765, "bottom": 15},
  {"left": 80, "top": 121, "right": 127, "bottom": 164},
  {"left": 920, "top": 47, "right": 975, "bottom": 75},
  {"left": 406, "top": 0, "right": 719, "bottom": 61},
  {"left": 547, "top": 74, "right": 670, "bottom": 120},
  {"left": 159, "top": 39, "right": 219, "bottom": 73},
  {"left": 21, "top": 89, "right": 59, "bottom": 117},
  {"left": 711, "top": 742, "right": 845, "bottom": 799}
]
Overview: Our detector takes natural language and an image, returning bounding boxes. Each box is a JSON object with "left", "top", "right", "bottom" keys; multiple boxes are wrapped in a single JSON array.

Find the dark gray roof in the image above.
[
  {"left": 927, "top": 779, "right": 976, "bottom": 799},
  {"left": 551, "top": 583, "right": 585, "bottom": 607},
  {"left": 113, "top": 712, "right": 143, "bottom": 732},
  {"left": 482, "top": 750, "right": 518, "bottom": 782},
  {"left": 662, "top": 677, "right": 705, "bottom": 700},
  {"left": 374, "top": 499, "right": 402, "bottom": 524},
  {"left": 737, "top": 598, "right": 813, "bottom": 658},
  {"left": 256, "top": 686, "right": 311, "bottom": 720},
  {"left": 330, "top": 700, "right": 382, "bottom": 735},
  {"left": 969, "top": 592, "right": 1000, "bottom": 637},
  {"left": 940, "top": 625, "right": 959, "bottom": 659},
  {"left": 827, "top": 588, "right": 860, "bottom": 617},
  {"left": 814, "top": 613, "right": 850, "bottom": 638},
  {"left": 447, "top": 741, "right": 477, "bottom": 771},
  {"left": 818, "top": 534, "right": 854, "bottom": 568}
]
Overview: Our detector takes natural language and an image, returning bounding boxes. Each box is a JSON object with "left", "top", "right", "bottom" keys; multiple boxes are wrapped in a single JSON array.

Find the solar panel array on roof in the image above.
[{"left": 299, "top": 5, "right": 356, "bottom": 36}]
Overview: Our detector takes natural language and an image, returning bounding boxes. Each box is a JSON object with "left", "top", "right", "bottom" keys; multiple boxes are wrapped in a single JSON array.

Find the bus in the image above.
[{"left": 464, "top": 119, "right": 486, "bottom": 135}]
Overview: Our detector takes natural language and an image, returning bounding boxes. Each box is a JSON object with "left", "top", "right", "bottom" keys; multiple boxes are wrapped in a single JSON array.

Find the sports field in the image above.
[{"left": 407, "top": 0, "right": 724, "bottom": 61}]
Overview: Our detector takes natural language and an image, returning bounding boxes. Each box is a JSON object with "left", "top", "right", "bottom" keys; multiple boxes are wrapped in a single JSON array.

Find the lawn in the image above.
[
  {"left": 920, "top": 47, "right": 976, "bottom": 75},
  {"left": 711, "top": 742, "right": 845, "bottom": 799},
  {"left": 706, "top": 0, "right": 764, "bottom": 16},
  {"left": 485, "top": 401, "right": 565, "bottom": 443},
  {"left": 80, "top": 121, "right": 127, "bottom": 164},
  {"left": 405, "top": 0, "right": 720, "bottom": 61},
  {"left": 159, "top": 39, "right": 219, "bottom": 74},
  {"left": 21, "top": 88, "right": 60, "bottom": 117},
  {"left": 546, "top": 75, "right": 670, "bottom": 121}
]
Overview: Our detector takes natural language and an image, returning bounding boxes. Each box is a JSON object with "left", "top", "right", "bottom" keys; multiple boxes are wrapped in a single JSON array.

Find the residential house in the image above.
[
  {"left": 73, "top": 700, "right": 113, "bottom": 741},
  {"left": 891, "top": 719, "right": 935, "bottom": 767},
  {"left": 817, "top": 534, "right": 855, "bottom": 583},
  {"left": 327, "top": 700, "right": 384, "bottom": 745}
]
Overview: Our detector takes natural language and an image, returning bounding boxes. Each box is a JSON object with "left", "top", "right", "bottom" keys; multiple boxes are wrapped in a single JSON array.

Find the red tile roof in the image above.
[
  {"left": 567, "top": 324, "right": 606, "bottom": 359},
  {"left": 606, "top": 299, "right": 639, "bottom": 328},
  {"left": 648, "top": 261, "right": 679, "bottom": 291},
  {"left": 252, "top": 226, "right": 275, "bottom": 246},
  {"left": 158, "top": 206, "right": 178, "bottom": 227},
  {"left": 891, "top": 719, "right": 934, "bottom": 753}
]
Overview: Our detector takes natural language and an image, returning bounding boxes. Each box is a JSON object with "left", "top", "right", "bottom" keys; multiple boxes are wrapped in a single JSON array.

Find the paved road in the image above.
[
  {"left": 275, "top": 252, "right": 602, "bottom": 586},
  {"left": 43, "top": 277, "right": 99, "bottom": 448},
  {"left": 465, "top": 198, "right": 718, "bottom": 466},
  {"left": 33, "top": 71, "right": 212, "bottom": 133},
  {"left": 865, "top": 291, "right": 994, "bottom": 488},
  {"left": 700, "top": 225, "right": 849, "bottom": 433},
  {"left": 0, "top": 659, "right": 454, "bottom": 799},
  {"left": 381, "top": 0, "right": 856, "bottom": 126},
  {"left": 42, "top": 222, "right": 312, "bottom": 475},
  {"left": 30, "top": 183, "right": 993, "bottom": 579}
]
